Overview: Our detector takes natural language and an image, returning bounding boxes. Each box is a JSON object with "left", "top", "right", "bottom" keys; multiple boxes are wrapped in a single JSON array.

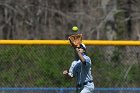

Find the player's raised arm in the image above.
[
  {"left": 75, "top": 48, "right": 86, "bottom": 63},
  {"left": 69, "top": 34, "right": 86, "bottom": 63}
]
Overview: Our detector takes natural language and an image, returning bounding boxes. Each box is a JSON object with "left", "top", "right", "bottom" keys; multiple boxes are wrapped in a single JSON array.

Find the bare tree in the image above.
[{"left": 0, "top": 0, "right": 139, "bottom": 40}]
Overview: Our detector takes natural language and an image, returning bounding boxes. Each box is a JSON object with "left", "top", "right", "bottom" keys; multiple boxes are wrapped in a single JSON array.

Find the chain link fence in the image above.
[{"left": 0, "top": 45, "right": 140, "bottom": 93}]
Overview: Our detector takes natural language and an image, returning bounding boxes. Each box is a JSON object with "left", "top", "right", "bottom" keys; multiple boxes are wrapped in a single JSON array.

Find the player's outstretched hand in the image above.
[{"left": 63, "top": 70, "right": 68, "bottom": 75}]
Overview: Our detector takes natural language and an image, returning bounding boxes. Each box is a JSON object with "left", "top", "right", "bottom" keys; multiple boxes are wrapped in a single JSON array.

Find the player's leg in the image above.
[
  {"left": 80, "top": 82, "right": 95, "bottom": 93},
  {"left": 80, "top": 88, "right": 95, "bottom": 93},
  {"left": 80, "top": 87, "right": 90, "bottom": 93}
]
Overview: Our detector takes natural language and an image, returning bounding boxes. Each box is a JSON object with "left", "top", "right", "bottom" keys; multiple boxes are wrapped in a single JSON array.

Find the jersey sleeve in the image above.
[
  {"left": 68, "top": 61, "right": 77, "bottom": 77},
  {"left": 72, "top": 62, "right": 81, "bottom": 77},
  {"left": 83, "top": 56, "right": 91, "bottom": 65}
]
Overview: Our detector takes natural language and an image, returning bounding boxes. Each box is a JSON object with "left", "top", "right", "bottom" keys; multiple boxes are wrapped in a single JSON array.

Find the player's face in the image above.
[{"left": 78, "top": 48, "right": 84, "bottom": 53}]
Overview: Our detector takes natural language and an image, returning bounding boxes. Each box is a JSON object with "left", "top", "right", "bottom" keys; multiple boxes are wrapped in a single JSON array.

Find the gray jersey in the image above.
[
  {"left": 68, "top": 61, "right": 77, "bottom": 77},
  {"left": 68, "top": 55, "right": 93, "bottom": 85}
]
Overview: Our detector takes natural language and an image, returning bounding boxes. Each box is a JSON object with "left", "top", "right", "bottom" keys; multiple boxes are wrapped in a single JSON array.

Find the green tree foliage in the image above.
[{"left": 0, "top": 46, "right": 139, "bottom": 87}]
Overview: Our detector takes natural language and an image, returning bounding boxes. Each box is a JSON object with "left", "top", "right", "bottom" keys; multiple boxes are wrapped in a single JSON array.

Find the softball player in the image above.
[{"left": 63, "top": 44, "right": 95, "bottom": 93}]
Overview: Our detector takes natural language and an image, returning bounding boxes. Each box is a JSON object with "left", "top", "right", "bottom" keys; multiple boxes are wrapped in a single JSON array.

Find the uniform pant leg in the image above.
[
  {"left": 80, "top": 87, "right": 90, "bottom": 93},
  {"left": 80, "top": 82, "right": 95, "bottom": 93}
]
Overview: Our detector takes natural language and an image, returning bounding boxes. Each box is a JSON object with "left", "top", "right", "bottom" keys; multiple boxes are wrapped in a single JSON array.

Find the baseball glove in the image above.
[{"left": 68, "top": 34, "right": 82, "bottom": 48}]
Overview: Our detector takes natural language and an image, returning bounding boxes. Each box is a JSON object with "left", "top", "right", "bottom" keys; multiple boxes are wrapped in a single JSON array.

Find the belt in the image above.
[{"left": 76, "top": 80, "right": 93, "bottom": 87}]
